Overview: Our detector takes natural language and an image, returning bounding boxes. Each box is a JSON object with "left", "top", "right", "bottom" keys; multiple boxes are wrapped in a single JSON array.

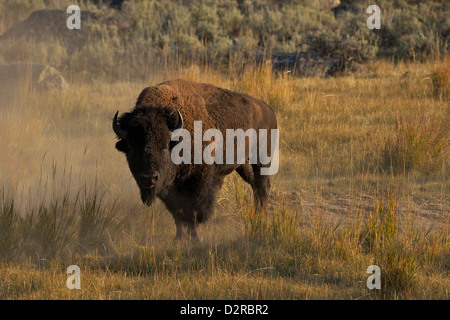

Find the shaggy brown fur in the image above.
[{"left": 114, "top": 79, "right": 277, "bottom": 240}]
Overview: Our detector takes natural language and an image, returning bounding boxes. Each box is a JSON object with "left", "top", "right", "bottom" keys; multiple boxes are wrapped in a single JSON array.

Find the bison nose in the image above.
[
  {"left": 151, "top": 172, "right": 159, "bottom": 184},
  {"left": 140, "top": 172, "right": 160, "bottom": 188}
]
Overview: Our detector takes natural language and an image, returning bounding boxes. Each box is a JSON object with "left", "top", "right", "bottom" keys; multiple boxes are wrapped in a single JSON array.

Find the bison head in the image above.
[{"left": 113, "top": 107, "right": 183, "bottom": 206}]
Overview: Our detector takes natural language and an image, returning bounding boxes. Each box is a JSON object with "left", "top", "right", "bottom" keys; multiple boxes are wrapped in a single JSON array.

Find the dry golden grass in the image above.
[
  {"left": 432, "top": 59, "right": 450, "bottom": 100},
  {"left": 0, "top": 58, "right": 449, "bottom": 300}
]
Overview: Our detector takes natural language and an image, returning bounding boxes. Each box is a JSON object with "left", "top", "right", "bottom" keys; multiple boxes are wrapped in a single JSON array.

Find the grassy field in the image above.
[{"left": 0, "top": 56, "right": 448, "bottom": 299}]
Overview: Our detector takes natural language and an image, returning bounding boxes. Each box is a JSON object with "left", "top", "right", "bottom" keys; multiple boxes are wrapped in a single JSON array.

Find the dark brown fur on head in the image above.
[{"left": 115, "top": 106, "right": 182, "bottom": 205}]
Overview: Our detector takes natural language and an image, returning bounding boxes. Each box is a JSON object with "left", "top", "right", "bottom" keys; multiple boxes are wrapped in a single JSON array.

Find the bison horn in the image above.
[
  {"left": 171, "top": 109, "right": 184, "bottom": 132},
  {"left": 113, "top": 111, "right": 127, "bottom": 139}
]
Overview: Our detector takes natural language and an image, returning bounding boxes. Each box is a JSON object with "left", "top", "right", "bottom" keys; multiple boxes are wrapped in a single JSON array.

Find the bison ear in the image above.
[{"left": 115, "top": 139, "right": 129, "bottom": 153}]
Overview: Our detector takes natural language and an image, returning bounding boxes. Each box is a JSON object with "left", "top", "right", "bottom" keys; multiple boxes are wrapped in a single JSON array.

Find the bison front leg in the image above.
[
  {"left": 174, "top": 218, "right": 202, "bottom": 242},
  {"left": 171, "top": 175, "right": 223, "bottom": 242},
  {"left": 174, "top": 219, "right": 186, "bottom": 240},
  {"left": 165, "top": 197, "right": 202, "bottom": 241}
]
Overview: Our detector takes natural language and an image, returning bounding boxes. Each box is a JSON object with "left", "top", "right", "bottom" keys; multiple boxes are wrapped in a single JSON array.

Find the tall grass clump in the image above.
[
  {"left": 382, "top": 116, "right": 448, "bottom": 175},
  {"left": 361, "top": 194, "right": 417, "bottom": 297},
  {"left": 0, "top": 177, "right": 123, "bottom": 262},
  {"left": 0, "top": 192, "right": 20, "bottom": 261},
  {"left": 23, "top": 191, "right": 78, "bottom": 259},
  {"left": 232, "top": 61, "right": 294, "bottom": 111},
  {"left": 431, "top": 60, "right": 450, "bottom": 100},
  {"left": 242, "top": 198, "right": 300, "bottom": 245},
  {"left": 78, "top": 186, "right": 119, "bottom": 252}
]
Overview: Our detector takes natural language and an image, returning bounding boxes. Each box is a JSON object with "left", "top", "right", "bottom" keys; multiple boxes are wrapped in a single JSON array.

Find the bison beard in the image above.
[
  {"left": 140, "top": 187, "right": 156, "bottom": 206},
  {"left": 113, "top": 79, "right": 278, "bottom": 241}
]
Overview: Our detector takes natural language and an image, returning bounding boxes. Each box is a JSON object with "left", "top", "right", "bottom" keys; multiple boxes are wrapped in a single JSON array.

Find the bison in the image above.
[{"left": 113, "top": 79, "right": 277, "bottom": 240}]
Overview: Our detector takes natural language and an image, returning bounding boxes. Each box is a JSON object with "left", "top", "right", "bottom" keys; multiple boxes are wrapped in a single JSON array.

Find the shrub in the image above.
[
  {"left": 396, "top": 33, "right": 435, "bottom": 61},
  {"left": 382, "top": 116, "right": 448, "bottom": 175},
  {"left": 192, "top": 3, "right": 220, "bottom": 43},
  {"left": 1, "top": 0, "right": 448, "bottom": 80}
]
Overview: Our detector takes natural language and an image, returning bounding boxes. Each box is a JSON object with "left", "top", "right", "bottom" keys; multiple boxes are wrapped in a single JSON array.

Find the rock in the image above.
[
  {"left": 331, "top": 4, "right": 362, "bottom": 18},
  {"left": 0, "top": 9, "right": 131, "bottom": 53},
  {"left": 271, "top": 52, "right": 333, "bottom": 77},
  {"left": 270, "top": 52, "right": 367, "bottom": 77},
  {"left": 319, "top": 0, "right": 341, "bottom": 10},
  {"left": 325, "top": 58, "right": 367, "bottom": 77},
  {"left": 0, "top": 63, "right": 68, "bottom": 98},
  {"left": 89, "top": 0, "right": 128, "bottom": 10}
]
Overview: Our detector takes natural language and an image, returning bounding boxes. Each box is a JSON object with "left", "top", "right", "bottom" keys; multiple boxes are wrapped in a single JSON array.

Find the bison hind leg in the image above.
[
  {"left": 235, "top": 163, "right": 255, "bottom": 186},
  {"left": 252, "top": 164, "right": 271, "bottom": 213},
  {"left": 236, "top": 164, "right": 270, "bottom": 213}
]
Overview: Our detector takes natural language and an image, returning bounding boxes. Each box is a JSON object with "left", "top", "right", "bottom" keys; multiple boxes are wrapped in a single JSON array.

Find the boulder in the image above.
[
  {"left": 0, "top": 9, "right": 131, "bottom": 53},
  {"left": 271, "top": 52, "right": 332, "bottom": 77},
  {"left": 0, "top": 63, "right": 68, "bottom": 97},
  {"left": 331, "top": 4, "right": 362, "bottom": 18},
  {"left": 270, "top": 52, "right": 367, "bottom": 77}
]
